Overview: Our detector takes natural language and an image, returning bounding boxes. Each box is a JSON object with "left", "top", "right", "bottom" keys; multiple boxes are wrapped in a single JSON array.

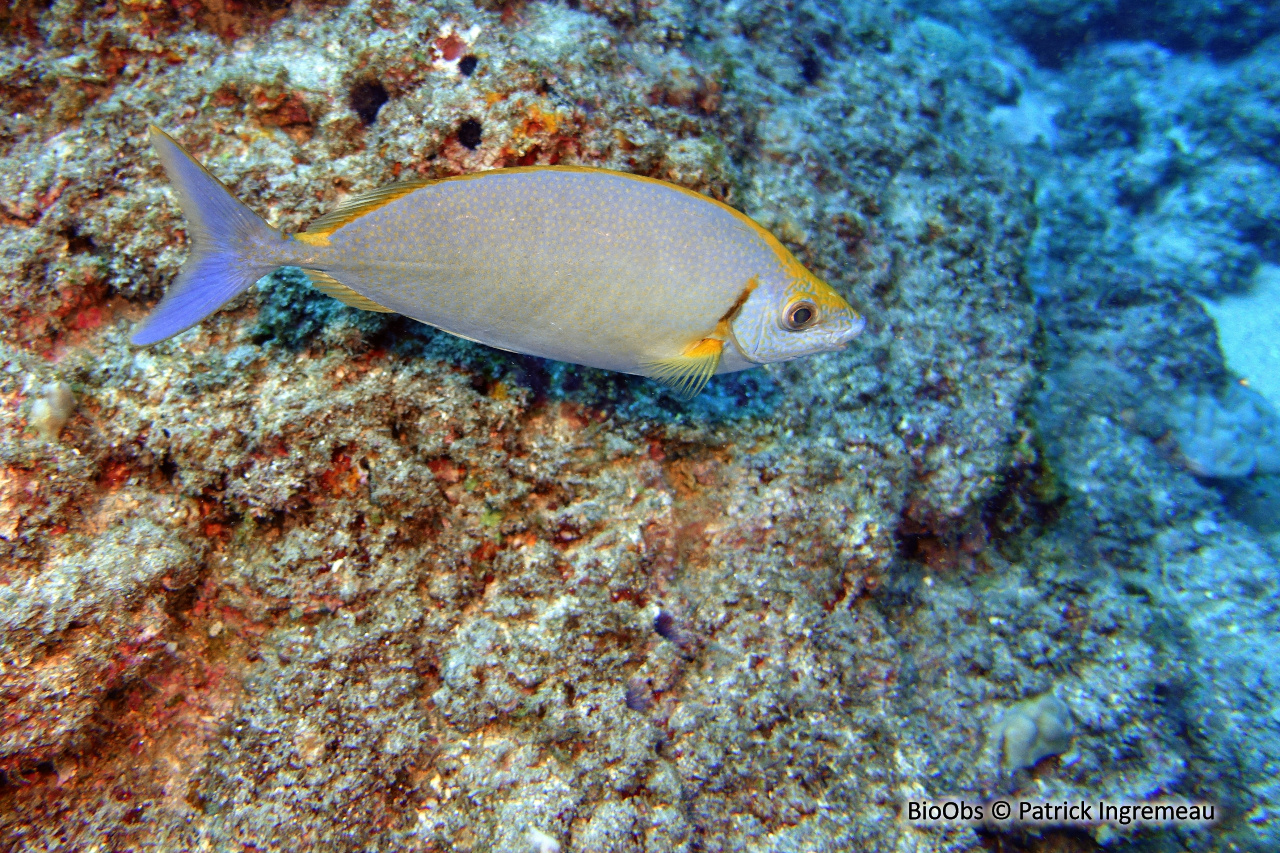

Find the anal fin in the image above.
[
  {"left": 302, "top": 269, "right": 395, "bottom": 313},
  {"left": 643, "top": 338, "right": 723, "bottom": 399}
]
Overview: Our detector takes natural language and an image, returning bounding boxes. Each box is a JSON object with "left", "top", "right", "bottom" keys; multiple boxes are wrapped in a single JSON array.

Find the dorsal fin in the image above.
[
  {"left": 303, "top": 179, "right": 433, "bottom": 236},
  {"left": 302, "top": 269, "right": 395, "bottom": 312},
  {"left": 642, "top": 338, "right": 724, "bottom": 399}
]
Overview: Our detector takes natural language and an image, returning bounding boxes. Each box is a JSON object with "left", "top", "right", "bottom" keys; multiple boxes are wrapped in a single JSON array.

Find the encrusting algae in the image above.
[{"left": 134, "top": 126, "right": 864, "bottom": 397}]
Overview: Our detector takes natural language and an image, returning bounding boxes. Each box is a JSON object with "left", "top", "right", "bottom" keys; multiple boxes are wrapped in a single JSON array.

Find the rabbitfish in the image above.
[{"left": 134, "top": 126, "right": 864, "bottom": 396}]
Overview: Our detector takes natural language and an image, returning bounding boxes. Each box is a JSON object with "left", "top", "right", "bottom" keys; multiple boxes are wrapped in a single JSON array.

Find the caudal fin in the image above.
[{"left": 131, "top": 126, "right": 282, "bottom": 345}]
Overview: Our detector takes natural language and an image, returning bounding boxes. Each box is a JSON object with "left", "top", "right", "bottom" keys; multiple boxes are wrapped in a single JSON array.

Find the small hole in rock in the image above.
[
  {"left": 459, "top": 54, "right": 478, "bottom": 76},
  {"left": 458, "top": 117, "right": 483, "bottom": 150},
  {"left": 63, "top": 225, "right": 96, "bottom": 254},
  {"left": 349, "top": 79, "right": 389, "bottom": 126},
  {"left": 800, "top": 52, "right": 822, "bottom": 85}
]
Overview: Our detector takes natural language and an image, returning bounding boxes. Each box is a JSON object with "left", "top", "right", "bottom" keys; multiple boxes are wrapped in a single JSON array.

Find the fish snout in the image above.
[{"left": 838, "top": 311, "right": 867, "bottom": 345}]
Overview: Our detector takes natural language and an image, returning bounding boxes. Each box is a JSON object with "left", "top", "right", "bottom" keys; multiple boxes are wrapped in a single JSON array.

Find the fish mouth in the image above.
[{"left": 837, "top": 312, "right": 866, "bottom": 345}]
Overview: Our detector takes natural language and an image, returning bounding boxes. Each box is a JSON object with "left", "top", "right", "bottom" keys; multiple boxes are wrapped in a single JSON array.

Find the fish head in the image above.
[{"left": 728, "top": 266, "right": 864, "bottom": 365}]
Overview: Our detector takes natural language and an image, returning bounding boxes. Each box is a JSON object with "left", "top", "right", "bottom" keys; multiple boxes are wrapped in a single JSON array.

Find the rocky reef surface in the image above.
[
  {"left": 914, "top": 6, "right": 1280, "bottom": 852},
  {"left": 0, "top": 0, "right": 1276, "bottom": 851}
]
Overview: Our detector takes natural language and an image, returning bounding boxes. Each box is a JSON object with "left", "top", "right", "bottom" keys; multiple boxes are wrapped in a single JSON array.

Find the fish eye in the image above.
[{"left": 783, "top": 300, "right": 818, "bottom": 331}]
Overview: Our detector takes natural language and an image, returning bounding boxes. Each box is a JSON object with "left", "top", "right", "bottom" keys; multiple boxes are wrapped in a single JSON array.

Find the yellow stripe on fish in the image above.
[{"left": 133, "top": 126, "right": 865, "bottom": 397}]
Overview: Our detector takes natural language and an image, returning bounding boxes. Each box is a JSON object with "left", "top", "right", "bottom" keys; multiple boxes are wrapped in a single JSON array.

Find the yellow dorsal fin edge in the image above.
[
  {"left": 303, "top": 178, "right": 433, "bottom": 237},
  {"left": 643, "top": 338, "right": 723, "bottom": 399},
  {"left": 302, "top": 269, "right": 395, "bottom": 312}
]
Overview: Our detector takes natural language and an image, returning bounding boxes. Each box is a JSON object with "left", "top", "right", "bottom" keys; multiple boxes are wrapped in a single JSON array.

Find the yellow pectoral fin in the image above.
[
  {"left": 302, "top": 269, "right": 395, "bottom": 313},
  {"left": 643, "top": 337, "right": 724, "bottom": 399}
]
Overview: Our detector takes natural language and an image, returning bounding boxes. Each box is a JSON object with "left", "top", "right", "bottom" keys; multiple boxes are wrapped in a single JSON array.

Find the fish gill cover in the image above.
[{"left": 0, "top": 0, "right": 1276, "bottom": 851}]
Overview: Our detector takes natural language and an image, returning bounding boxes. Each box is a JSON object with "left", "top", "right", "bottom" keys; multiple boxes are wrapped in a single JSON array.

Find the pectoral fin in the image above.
[
  {"left": 302, "top": 269, "right": 395, "bottom": 313},
  {"left": 643, "top": 338, "right": 723, "bottom": 399}
]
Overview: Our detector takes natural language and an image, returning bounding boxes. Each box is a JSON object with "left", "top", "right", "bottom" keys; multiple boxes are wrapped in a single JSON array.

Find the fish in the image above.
[{"left": 134, "top": 125, "right": 865, "bottom": 397}]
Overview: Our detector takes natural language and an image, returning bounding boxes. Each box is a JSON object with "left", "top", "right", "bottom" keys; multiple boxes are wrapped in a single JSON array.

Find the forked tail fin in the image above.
[{"left": 131, "top": 126, "right": 283, "bottom": 345}]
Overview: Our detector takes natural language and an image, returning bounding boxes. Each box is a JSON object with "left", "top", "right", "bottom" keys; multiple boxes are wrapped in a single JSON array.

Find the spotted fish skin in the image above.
[
  {"left": 294, "top": 168, "right": 792, "bottom": 374},
  {"left": 133, "top": 126, "right": 864, "bottom": 394}
]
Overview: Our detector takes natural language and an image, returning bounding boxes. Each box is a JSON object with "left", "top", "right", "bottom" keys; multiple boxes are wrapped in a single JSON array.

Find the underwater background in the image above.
[{"left": 1, "top": 0, "right": 1278, "bottom": 850}]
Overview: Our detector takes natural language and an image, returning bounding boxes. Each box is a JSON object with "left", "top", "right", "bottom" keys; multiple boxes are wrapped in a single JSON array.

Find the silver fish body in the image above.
[
  {"left": 134, "top": 127, "right": 864, "bottom": 396},
  {"left": 291, "top": 169, "right": 796, "bottom": 375}
]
